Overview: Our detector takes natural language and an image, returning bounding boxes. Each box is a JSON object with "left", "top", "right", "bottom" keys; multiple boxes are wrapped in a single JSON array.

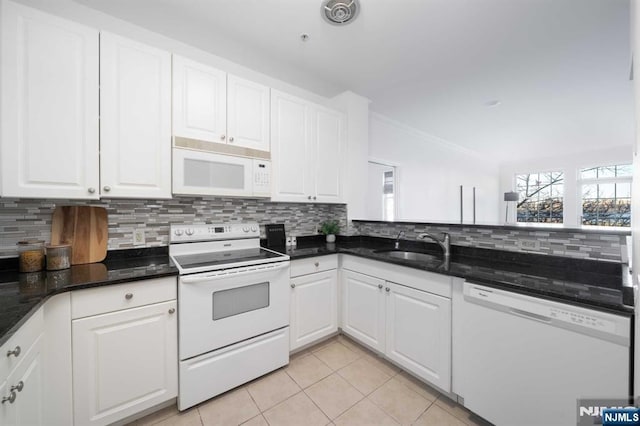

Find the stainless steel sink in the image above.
[{"left": 374, "top": 250, "right": 440, "bottom": 263}]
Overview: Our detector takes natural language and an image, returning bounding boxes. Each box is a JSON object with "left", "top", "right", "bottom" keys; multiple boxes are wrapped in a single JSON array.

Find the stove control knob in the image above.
[
  {"left": 243, "top": 227, "right": 250, "bottom": 232},
  {"left": 251, "top": 226, "right": 258, "bottom": 232},
  {"left": 185, "top": 229, "right": 194, "bottom": 236},
  {"left": 174, "top": 229, "right": 184, "bottom": 236}
]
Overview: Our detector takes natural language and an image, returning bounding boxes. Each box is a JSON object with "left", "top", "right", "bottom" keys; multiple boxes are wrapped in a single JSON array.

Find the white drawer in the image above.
[
  {"left": 0, "top": 307, "right": 44, "bottom": 380},
  {"left": 290, "top": 254, "right": 338, "bottom": 277},
  {"left": 71, "top": 277, "right": 177, "bottom": 319}
]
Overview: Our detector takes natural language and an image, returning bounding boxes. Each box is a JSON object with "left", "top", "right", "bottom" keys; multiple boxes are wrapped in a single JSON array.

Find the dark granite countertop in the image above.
[
  {"left": 280, "top": 235, "right": 634, "bottom": 316},
  {"left": 0, "top": 236, "right": 633, "bottom": 347},
  {"left": 0, "top": 247, "right": 177, "bottom": 347}
]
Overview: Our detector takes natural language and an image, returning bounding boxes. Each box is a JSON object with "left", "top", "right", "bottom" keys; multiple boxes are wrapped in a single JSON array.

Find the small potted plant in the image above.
[{"left": 320, "top": 220, "right": 341, "bottom": 243}]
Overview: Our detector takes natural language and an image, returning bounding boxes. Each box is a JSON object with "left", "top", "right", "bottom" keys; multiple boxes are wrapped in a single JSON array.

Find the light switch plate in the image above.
[{"left": 518, "top": 240, "right": 540, "bottom": 251}]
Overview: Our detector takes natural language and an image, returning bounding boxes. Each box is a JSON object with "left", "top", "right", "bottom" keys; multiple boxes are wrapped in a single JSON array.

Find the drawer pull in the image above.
[
  {"left": 378, "top": 284, "right": 383, "bottom": 289},
  {"left": 168, "top": 308, "right": 176, "bottom": 314},
  {"left": 290, "top": 283, "right": 296, "bottom": 289},
  {"left": 1, "top": 392, "right": 16, "bottom": 404},
  {"left": 125, "top": 293, "right": 133, "bottom": 300},
  {"left": 10, "top": 381, "right": 23, "bottom": 393},
  {"left": 314, "top": 262, "right": 319, "bottom": 267},
  {"left": 6, "top": 346, "right": 21, "bottom": 358},
  {"left": 385, "top": 287, "right": 390, "bottom": 292}
]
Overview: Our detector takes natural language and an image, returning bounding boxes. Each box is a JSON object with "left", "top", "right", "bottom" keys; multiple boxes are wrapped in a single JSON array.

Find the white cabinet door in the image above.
[
  {"left": 271, "top": 90, "right": 313, "bottom": 202},
  {"left": 341, "top": 270, "right": 386, "bottom": 353},
  {"left": 290, "top": 269, "right": 338, "bottom": 351},
  {"left": 173, "top": 55, "right": 226, "bottom": 143},
  {"left": 100, "top": 32, "right": 172, "bottom": 199},
  {"left": 227, "top": 75, "right": 270, "bottom": 152},
  {"left": 12, "top": 335, "right": 44, "bottom": 426},
  {"left": 0, "top": 1, "right": 99, "bottom": 199},
  {"left": 72, "top": 301, "right": 178, "bottom": 426},
  {"left": 386, "top": 282, "right": 451, "bottom": 392},
  {"left": 313, "top": 107, "right": 343, "bottom": 203}
]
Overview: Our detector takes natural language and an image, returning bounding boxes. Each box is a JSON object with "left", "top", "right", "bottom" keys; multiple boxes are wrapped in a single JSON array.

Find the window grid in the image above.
[
  {"left": 580, "top": 164, "right": 632, "bottom": 228},
  {"left": 516, "top": 171, "right": 564, "bottom": 224}
]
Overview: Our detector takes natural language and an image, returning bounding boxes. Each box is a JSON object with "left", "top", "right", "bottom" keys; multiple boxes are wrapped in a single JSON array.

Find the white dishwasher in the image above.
[{"left": 456, "top": 282, "right": 631, "bottom": 426}]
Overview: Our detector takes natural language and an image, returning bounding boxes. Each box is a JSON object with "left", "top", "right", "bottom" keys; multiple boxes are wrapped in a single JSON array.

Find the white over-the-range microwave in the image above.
[{"left": 173, "top": 138, "right": 271, "bottom": 198}]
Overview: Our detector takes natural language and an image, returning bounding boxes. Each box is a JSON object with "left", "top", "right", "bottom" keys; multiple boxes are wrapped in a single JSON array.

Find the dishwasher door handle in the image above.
[{"left": 508, "top": 307, "right": 552, "bottom": 324}]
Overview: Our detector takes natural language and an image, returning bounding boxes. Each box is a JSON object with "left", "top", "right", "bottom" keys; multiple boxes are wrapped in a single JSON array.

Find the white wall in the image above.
[
  {"left": 366, "top": 113, "right": 500, "bottom": 223},
  {"left": 499, "top": 145, "right": 633, "bottom": 227}
]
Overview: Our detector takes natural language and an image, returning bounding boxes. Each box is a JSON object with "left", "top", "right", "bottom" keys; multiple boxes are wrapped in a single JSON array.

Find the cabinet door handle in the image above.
[
  {"left": 88, "top": 187, "right": 96, "bottom": 194},
  {"left": 1, "top": 392, "right": 16, "bottom": 404},
  {"left": 313, "top": 196, "right": 317, "bottom": 200},
  {"left": 220, "top": 134, "right": 226, "bottom": 141},
  {"left": 378, "top": 284, "right": 383, "bottom": 289},
  {"left": 10, "top": 381, "right": 23, "bottom": 393},
  {"left": 168, "top": 308, "right": 176, "bottom": 314},
  {"left": 103, "top": 185, "right": 111, "bottom": 192},
  {"left": 6, "top": 346, "right": 20, "bottom": 358},
  {"left": 125, "top": 293, "right": 133, "bottom": 300},
  {"left": 307, "top": 196, "right": 312, "bottom": 200},
  {"left": 314, "top": 262, "right": 319, "bottom": 267},
  {"left": 229, "top": 137, "right": 234, "bottom": 142},
  {"left": 385, "top": 287, "right": 390, "bottom": 292},
  {"left": 290, "top": 283, "right": 296, "bottom": 289}
]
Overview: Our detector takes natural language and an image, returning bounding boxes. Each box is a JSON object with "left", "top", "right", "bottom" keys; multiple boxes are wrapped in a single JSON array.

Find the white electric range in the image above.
[{"left": 169, "top": 223, "right": 290, "bottom": 410}]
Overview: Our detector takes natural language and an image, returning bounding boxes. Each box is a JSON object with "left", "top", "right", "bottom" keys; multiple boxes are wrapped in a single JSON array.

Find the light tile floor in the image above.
[{"left": 131, "top": 335, "right": 492, "bottom": 426}]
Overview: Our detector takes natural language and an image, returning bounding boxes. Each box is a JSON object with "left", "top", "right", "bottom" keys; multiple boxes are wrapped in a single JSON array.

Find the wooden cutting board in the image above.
[{"left": 51, "top": 206, "right": 108, "bottom": 265}]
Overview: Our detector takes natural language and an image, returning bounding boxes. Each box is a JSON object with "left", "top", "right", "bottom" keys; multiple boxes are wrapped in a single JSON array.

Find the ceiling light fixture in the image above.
[
  {"left": 322, "top": 0, "right": 360, "bottom": 25},
  {"left": 484, "top": 100, "right": 502, "bottom": 107}
]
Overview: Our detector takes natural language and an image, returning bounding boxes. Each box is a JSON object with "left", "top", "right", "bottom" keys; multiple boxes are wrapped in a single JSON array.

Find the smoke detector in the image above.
[{"left": 322, "top": 0, "right": 360, "bottom": 25}]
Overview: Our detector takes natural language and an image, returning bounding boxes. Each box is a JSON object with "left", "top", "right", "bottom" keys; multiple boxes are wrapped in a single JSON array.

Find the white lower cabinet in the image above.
[
  {"left": 290, "top": 256, "right": 338, "bottom": 351},
  {"left": 72, "top": 279, "right": 177, "bottom": 426},
  {"left": 385, "top": 282, "right": 451, "bottom": 392},
  {"left": 0, "top": 309, "right": 45, "bottom": 426},
  {"left": 341, "top": 258, "right": 452, "bottom": 393},
  {"left": 341, "top": 269, "right": 386, "bottom": 353}
]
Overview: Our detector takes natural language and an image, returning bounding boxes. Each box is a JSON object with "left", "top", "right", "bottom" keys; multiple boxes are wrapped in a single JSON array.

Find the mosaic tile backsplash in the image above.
[
  {"left": 0, "top": 197, "right": 347, "bottom": 258},
  {"left": 352, "top": 220, "right": 627, "bottom": 262}
]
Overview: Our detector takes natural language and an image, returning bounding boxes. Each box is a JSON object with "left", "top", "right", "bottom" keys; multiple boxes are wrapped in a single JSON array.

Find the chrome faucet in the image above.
[
  {"left": 394, "top": 231, "right": 405, "bottom": 249},
  {"left": 417, "top": 232, "right": 451, "bottom": 259}
]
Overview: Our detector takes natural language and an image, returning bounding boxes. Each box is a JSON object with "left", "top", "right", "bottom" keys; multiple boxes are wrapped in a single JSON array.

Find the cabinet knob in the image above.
[
  {"left": 6, "top": 346, "right": 20, "bottom": 358},
  {"left": 168, "top": 308, "right": 176, "bottom": 314},
  {"left": 10, "top": 381, "right": 23, "bottom": 393},
  {"left": 290, "top": 283, "right": 296, "bottom": 289},
  {"left": 88, "top": 187, "right": 96, "bottom": 194},
  {"left": 229, "top": 137, "right": 234, "bottom": 142},
  {"left": 220, "top": 134, "right": 226, "bottom": 141},
  {"left": 313, "top": 196, "right": 317, "bottom": 200},
  {"left": 385, "top": 287, "right": 390, "bottom": 292},
  {"left": 1, "top": 392, "right": 16, "bottom": 404},
  {"left": 378, "top": 284, "right": 383, "bottom": 289},
  {"left": 125, "top": 293, "right": 133, "bottom": 300},
  {"left": 103, "top": 185, "right": 111, "bottom": 192},
  {"left": 314, "top": 262, "right": 319, "bottom": 267}
]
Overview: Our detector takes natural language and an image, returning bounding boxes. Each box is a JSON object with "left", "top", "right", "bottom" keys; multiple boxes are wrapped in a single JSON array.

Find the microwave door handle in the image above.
[{"left": 181, "top": 262, "right": 290, "bottom": 283}]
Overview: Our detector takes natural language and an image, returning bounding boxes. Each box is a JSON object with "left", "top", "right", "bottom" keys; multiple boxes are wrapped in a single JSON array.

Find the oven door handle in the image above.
[{"left": 181, "top": 262, "right": 290, "bottom": 283}]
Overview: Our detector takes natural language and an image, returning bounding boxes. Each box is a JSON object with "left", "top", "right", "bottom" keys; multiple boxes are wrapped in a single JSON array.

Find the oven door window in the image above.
[{"left": 212, "top": 282, "right": 270, "bottom": 320}]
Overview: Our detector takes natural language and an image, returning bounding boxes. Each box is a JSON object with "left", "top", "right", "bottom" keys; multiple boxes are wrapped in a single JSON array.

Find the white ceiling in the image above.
[{"left": 71, "top": 0, "right": 633, "bottom": 163}]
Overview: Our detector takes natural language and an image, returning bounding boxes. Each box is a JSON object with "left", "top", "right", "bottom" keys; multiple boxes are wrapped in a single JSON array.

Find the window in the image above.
[
  {"left": 580, "top": 164, "right": 632, "bottom": 227},
  {"left": 367, "top": 161, "right": 396, "bottom": 221},
  {"left": 516, "top": 171, "right": 564, "bottom": 224}
]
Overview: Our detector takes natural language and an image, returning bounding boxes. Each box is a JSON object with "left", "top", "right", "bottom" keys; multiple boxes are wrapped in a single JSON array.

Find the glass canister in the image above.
[
  {"left": 17, "top": 240, "right": 45, "bottom": 272},
  {"left": 45, "top": 244, "right": 72, "bottom": 271}
]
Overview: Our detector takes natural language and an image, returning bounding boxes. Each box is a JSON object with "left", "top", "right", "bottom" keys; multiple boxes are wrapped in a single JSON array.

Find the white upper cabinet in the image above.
[
  {"left": 0, "top": 1, "right": 99, "bottom": 199},
  {"left": 314, "top": 107, "right": 344, "bottom": 203},
  {"left": 227, "top": 75, "right": 270, "bottom": 151},
  {"left": 173, "top": 56, "right": 270, "bottom": 152},
  {"left": 271, "top": 90, "right": 345, "bottom": 203},
  {"left": 270, "top": 91, "right": 313, "bottom": 201},
  {"left": 173, "top": 55, "right": 227, "bottom": 144},
  {"left": 100, "top": 32, "right": 172, "bottom": 199}
]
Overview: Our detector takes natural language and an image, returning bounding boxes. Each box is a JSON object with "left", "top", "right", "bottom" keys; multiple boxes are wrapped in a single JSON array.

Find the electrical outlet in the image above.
[
  {"left": 133, "top": 229, "right": 146, "bottom": 246},
  {"left": 291, "top": 236, "right": 297, "bottom": 247},
  {"left": 286, "top": 236, "right": 293, "bottom": 246},
  {"left": 518, "top": 240, "right": 540, "bottom": 251}
]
